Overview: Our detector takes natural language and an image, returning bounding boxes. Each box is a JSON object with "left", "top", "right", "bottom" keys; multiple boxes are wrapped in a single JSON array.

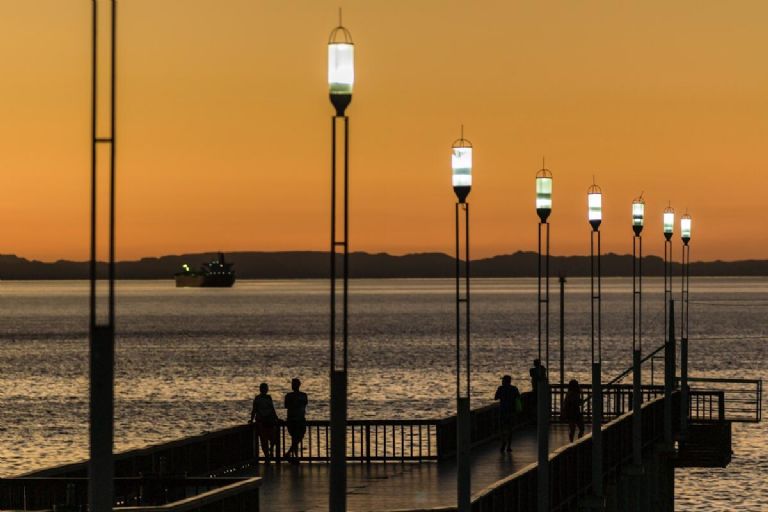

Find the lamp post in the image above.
[
  {"left": 631, "top": 195, "right": 644, "bottom": 468},
  {"left": 452, "top": 128, "right": 472, "bottom": 512},
  {"left": 662, "top": 204, "right": 675, "bottom": 449},
  {"left": 680, "top": 213, "right": 692, "bottom": 438},
  {"left": 588, "top": 183, "right": 604, "bottom": 505},
  {"left": 89, "top": 2, "right": 117, "bottom": 512},
  {"left": 535, "top": 165, "right": 552, "bottom": 511},
  {"left": 328, "top": 16, "right": 354, "bottom": 512}
]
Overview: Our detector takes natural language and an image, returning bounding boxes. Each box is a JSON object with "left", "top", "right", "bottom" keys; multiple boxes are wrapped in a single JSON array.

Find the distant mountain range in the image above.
[{"left": 0, "top": 251, "right": 766, "bottom": 279}]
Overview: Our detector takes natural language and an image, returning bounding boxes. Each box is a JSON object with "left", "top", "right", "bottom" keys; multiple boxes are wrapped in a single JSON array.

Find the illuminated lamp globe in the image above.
[
  {"left": 451, "top": 133, "right": 472, "bottom": 203},
  {"left": 663, "top": 205, "right": 675, "bottom": 241},
  {"left": 328, "top": 25, "right": 354, "bottom": 116},
  {"left": 632, "top": 195, "right": 645, "bottom": 236},
  {"left": 536, "top": 168, "right": 553, "bottom": 222},
  {"left": 681, "top": 214, "right": 692, "bottom": 245},
  {"left": 587, "top": 183, "right": 602, "bottom": 231}
]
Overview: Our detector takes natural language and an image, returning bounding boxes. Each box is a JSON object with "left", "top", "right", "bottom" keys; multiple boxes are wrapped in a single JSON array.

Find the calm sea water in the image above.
[{"left": 0, "top": 278, "right": 765, "bottom": 510}]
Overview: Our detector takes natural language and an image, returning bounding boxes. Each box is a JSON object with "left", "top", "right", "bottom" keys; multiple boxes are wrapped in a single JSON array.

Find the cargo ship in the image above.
[{"left": 174, "top": 253, "right": 235, "bottom": 287}]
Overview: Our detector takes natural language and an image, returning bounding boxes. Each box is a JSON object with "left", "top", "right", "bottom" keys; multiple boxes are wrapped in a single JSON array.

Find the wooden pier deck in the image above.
[{"left": 248, "top": 424, "right": 575, "bottom": 511}]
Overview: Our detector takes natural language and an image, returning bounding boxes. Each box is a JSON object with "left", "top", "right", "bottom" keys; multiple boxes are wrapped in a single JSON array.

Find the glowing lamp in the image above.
[
  {"left": 452, "top": 133, "right": 472, "bottom": 203},
  {"left": 536, "top": 168, "right": 553, "bottom": 222},
  {"left": 588, "top": 184, "right": 602, "bottom": 231},
  {"left": 663, "top": 205, "right": 674, "bottom": 241},
  {"left": 328, "top": 25, "right": 354, "bottom": 116},
  {"left": 681, "top": 214, "right": 691, "bottom": 244},
  {"left": 632, "top": 196, "right": 645, "bottom": 236}
]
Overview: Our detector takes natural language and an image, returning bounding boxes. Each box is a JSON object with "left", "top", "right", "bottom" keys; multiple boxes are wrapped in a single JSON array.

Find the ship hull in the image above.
[{"left": 174, "top": 274, "right": 235, "bottom": 288}]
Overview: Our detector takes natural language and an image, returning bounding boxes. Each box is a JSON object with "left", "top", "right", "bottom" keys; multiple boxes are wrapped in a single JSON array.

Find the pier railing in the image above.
[
  {"left": 281, "top": 419, "right": 440, "bottom": 463},
  {"left": 461, "top": 393, "right": 674, "bottom": 512},
  {"left": 549, "top": 383, "right": 735, "bottom": 423},
  {"left": 280, "top": 402, "right": 524, "bottom": 463},
  {"left": 435, "top": 401, "right": 530, "bottom": 460},
  {"left": 21, "top": 423, "right": 259, "bottom": 479},
  {"left": 680, "top": 377, "right": 762, "bottom": 422},
  {"left": 549, "top": 379, "right": 761, "bottom": 424},
  {"left": 21, "top": 400, "right": 526, "bottom": 482},
  {"left": 0, "top": 476, "right": 261, "bottom": 512}
]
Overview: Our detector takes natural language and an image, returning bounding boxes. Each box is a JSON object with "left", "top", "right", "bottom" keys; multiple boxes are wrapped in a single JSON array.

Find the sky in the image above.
[{"left": 0, "top": 0, "right": 766, "bottom": 262}]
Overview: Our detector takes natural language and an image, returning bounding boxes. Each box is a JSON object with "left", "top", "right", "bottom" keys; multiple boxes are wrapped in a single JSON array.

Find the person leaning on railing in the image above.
[
  {"left": 249, "top": 382, "right": 280, "bottom": 463},
  {"left": 283, "top": 378, "right": 309, "bottom": 464}
]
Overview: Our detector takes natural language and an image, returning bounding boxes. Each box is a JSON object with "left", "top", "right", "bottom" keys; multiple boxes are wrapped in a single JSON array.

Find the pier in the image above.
[{"left": 1, "top": 374, "right": 760, "bottom": 512}]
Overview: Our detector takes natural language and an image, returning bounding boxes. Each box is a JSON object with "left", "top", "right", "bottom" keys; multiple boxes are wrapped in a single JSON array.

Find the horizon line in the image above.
[{"left": 1, "top": 249, "right": 763, "bottom": 265}]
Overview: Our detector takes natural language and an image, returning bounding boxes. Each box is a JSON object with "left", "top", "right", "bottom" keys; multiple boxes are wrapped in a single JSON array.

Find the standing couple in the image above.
[{"left": 249, "top": 378, "right": 308, "bottom": 464}]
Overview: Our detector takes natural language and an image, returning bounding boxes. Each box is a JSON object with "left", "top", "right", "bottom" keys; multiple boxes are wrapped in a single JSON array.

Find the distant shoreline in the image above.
[{"left": 1, "top": 251, "right": 766, "bottom": 280}]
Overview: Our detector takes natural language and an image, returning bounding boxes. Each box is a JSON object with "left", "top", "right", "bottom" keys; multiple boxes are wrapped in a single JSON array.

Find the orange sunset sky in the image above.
[{"left": 0, "top": 1, "right": 766, "bottom": 262}]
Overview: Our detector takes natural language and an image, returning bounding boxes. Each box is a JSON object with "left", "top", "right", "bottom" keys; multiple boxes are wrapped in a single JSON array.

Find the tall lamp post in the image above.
[
  {"left": 89, "top": 2, "right": 117, "bottom": 512},
  {"left": 662, "top": 205, "right": 675, "bottom": 448},
  {"left": 452, "top": 128, "right": 472, "bottom": 512},
  {"left": 588, "top": 183, "right": 604, "bottom": 505},
  {"left": 631, "top": 195, "right": 644, "bottom": 468},
  {"left": 327, "top": 17, "right": 354, "bottom": 512},
  {"left": 680, "top": 213, "right": 692, "bottom": 438},
  {"left": 535, "top": 165, "right": 552, "bottom": 511}
]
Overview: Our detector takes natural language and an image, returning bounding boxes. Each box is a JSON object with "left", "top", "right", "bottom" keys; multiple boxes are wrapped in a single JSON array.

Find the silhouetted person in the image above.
[
  {"left": 562, "top": 379, "right": 585, "bottom": 442},
  {"left": 495, "top": 375, "right": 521, "bottom": 452},
  {"left": 283, "top": 378, "right": 308, "bottom": 463},
  {"left": 249, "top": 382, "right": 279, "bottom": 463},
  {"left": 529, "top": 358, "right": 548, "bottom": 392}
]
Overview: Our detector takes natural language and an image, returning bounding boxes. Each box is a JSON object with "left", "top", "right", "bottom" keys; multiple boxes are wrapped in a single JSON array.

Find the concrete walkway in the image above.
[{"left": 248, "top": 424, "right": 578, "bottom": 511}]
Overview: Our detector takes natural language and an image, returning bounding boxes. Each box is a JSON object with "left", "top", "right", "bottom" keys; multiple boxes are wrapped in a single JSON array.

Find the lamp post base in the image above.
[
  {"left": 457, "top": 396, "right": 471, "bottom": 512},
  {"left": 591, "top": 361, "right": 603, "bottom": 500},
  {"left": 330, "top": 370, "right": 347, "bottom": 512},
  {"left": 537, "top": 375, "right": 550, "bottom": 512}
]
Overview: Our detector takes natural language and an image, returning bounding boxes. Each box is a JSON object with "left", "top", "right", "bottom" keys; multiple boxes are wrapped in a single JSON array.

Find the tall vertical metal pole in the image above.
[
  {"left": 664, "top": 237, "right": 672, "bottom": 349},
  {"left": 632, "top": 233, "right": 643, "bottom": 467},
  {"left": 559, "top": 276, "right": 566, "bottom": 387},
  {"left": 664, "top": 300, "right": 675, "bottom": 448},
  {"left": 329, "top": 113, "right": 350, "bottom": 512},
  {"left": 456, "top": 203, "right": 471, "bottom": 512},
  {"left": 537, "top": 221, "right": 550, "bottom": 511},
  {"left": 680, "top": 240, "right": 690, "bottom": 438},
  {"left": 89, "top": 2, "right": 117, "bottom": 512},
  {"left": 590, "top": 227, "right": 603, "bottom": 504}
]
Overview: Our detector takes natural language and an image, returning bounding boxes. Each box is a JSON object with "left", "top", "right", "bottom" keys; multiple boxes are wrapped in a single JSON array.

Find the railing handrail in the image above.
[
  {"left": 113, "top": 477, "right": 261, "bottom": 512},
  {"left": 606, "top": 342, "right": 667, "bottom": 386},
  {"left": 681, "top": 376, "right": 763, "bottom": 385}
]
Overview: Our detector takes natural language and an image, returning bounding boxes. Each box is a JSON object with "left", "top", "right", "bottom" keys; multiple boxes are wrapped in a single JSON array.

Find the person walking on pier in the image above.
[
  {"left": 562, "top": 379, "right": 585, "bottom": 442},
  {"left": 283, "top": 378, "right": 308, "bottom": 464},
  {"left": 250, "top": 382, "right": 279, "bottom": 463},
  {"left": 495, "top": 375, "right": 521, "bottom": 452}
]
